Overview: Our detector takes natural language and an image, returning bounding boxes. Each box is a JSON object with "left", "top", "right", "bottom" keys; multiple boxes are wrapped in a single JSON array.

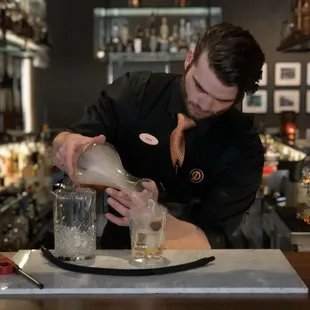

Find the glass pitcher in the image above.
[
  {"left": 75, "top": 142, "right": 158, "bottom": 207},
  {"left": 53, "top": 187, "right": 96, "bottom": 261}
]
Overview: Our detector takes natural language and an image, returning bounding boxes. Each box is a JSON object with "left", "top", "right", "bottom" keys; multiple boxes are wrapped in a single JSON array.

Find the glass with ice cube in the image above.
[
  {"left": 129, "top": 200, "right": 167, "bottom": 263},
  {"left": 53, "top": 187, "right": 96, "bottom": 261}
]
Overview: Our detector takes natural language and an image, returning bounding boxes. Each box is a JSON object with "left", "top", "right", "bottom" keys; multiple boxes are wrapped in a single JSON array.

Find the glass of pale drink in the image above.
[{"left": 129, "top": 200, "right": 167, "bottom": 264}]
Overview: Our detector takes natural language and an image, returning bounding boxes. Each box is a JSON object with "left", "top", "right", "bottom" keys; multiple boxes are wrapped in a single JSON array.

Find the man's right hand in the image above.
[{"left": 52, "top": 132, "right": 106, "bottom": 181}]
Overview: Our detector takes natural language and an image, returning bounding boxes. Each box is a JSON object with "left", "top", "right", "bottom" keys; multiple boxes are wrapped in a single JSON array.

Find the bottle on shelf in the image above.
[
  {"left": 0, "top": 53, "right": 16, "bottom": 133},
  {"left": 178, "top": 18, "right": 188, "bottom": 52},
  {"left": 159, "top": 17, "right": 169, "bottom": 52},
  {"left": 133, "top": 25, "right": 143, "bottom": 53},
  {"left": 169, "top": 24, "right": 179, "bottom": 53},
  {"left": 120, "top": 23, "right": 129, "bottom": 50},
  {"left": 142, "top": 28, "right": 150, "bottom": 52},
  {"left": 149, "top": 28, "right": 158, "bottom": 53},
  {"left": 109, "top": 24, "right": 121, "bottom": 52},
  {"left": 99, "top": 11, "right": 210, "bottom": 58}
]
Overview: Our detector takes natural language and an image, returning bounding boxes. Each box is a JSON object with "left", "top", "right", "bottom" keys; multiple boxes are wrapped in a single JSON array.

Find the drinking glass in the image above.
[
  {"left": 53, "top": 187, "right": 96, "bottom": 261},
  {"left": 129, "top": 200, "right": 167, "bottom": 264}
]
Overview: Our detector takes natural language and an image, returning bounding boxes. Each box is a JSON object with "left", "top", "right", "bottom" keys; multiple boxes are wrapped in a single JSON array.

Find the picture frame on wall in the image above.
[
  {"left": 306, "top": 90, "right": 310, "bottom": 113},
  {"left": 307, "top": 63, "right": 310, "bottom": 86},
  {"left": 259, "top": 63, "right": 267, "bottom": 86},
  {"left": 274, "top": 90, "right": 300, "bottom": 113},
  {"left": 275, "top": 62, "right": 301, "bottom": 86},
  {"left": 242, "top": 90, "right": 267, "bottom": 114}
]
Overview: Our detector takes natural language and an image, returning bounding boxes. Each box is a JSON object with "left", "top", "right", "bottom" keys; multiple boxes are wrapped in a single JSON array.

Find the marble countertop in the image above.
[{"left": 0, "top": 249, "right": 308, "bottom": 296}]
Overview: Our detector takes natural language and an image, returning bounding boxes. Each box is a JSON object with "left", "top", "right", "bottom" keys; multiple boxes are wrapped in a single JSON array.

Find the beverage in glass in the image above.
[
  {"left": 129, "top": 201, "right": 167, "bottom": 263},
  {"left": 53, "top": 187, "right": 96, "bottom": 261}
]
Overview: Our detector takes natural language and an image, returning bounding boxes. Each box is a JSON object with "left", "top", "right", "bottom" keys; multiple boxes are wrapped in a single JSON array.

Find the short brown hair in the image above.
[{"left": 193, "top": 23, "right": 265, "bottom": 97}]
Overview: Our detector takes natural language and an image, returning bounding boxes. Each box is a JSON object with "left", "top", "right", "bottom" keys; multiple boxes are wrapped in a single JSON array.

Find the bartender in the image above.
[{"left": 52, "top": 23, "right": 265, "bottom": 249}]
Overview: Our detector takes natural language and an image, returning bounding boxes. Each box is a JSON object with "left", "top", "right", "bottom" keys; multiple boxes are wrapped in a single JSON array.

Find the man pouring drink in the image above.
[{"left": 52, "top": 23, "right": 265, "bottom": 250}]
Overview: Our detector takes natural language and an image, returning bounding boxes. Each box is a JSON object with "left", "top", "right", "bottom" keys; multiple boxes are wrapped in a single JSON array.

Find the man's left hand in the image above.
[
  {"left": 105, "top": 180, "right": 159, "bottom": 226},
  {"left": 105, "top": 188, "right": 133, "bottom": 226}
]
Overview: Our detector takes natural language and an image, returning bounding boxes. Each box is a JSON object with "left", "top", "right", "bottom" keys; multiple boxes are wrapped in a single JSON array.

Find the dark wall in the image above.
[{"left": 33, "top": 0, "right": 309, "bottom": 136}]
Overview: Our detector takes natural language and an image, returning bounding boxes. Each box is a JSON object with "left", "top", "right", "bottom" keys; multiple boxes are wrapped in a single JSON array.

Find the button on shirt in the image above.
[{"left": 68, "top": 71, "right": 264, "bottom": 249}]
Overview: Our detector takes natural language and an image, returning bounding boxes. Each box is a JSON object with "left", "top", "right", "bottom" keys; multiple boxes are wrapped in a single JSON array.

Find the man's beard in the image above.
[
  {"left": 180, "top": 74, "right": 216, "bottom": 121},
  {"left": 180, "top": 72, "right": 234, "bottom": 122}
]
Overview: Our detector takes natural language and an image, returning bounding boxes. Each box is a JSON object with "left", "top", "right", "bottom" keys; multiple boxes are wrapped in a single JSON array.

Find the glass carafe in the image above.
[{"left": 75, "top": 142, "right": 157, "bottom": 207}]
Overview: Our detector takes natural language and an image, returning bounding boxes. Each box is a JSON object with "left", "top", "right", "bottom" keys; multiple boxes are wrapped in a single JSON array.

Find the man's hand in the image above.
[
  {"left": 105, "top": 180, "right": 159, "bottom": 226},
  {"left": 105, "top": 188, "right": 133, "bottom": 226},
  {"left": 52, "top": 132, "right": 106, "bottom": 181},
  {"left": 105, "top": 184, "right": 211, "bottom": 250}
]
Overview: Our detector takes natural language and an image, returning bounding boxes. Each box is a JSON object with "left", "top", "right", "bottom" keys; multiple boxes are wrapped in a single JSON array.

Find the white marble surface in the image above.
[{"left": 0, "top": 249, "right": 308, "bottom": 295}]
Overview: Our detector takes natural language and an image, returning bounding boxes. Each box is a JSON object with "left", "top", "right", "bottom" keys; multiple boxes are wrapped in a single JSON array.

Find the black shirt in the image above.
[{"left": 69, "top": 71, "right": 264, "bottom": 249}]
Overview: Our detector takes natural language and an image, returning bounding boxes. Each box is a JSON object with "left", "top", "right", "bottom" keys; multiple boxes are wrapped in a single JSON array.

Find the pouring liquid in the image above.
[{"left": 79, "top": 183, "right": 110, "bottom": 191}]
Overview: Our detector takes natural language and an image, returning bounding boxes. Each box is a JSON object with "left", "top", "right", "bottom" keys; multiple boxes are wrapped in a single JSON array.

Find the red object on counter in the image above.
[
  {"left": 263, "top": 166, "right": 277, "bottom": 176},
  {"left": 0, "top": 254, "right": 15, "bottom": 275}
]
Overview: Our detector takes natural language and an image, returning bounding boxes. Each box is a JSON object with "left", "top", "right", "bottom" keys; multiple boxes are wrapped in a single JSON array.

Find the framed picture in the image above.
[
  {"left": 274, "top": 90, "right": 300, "bottom": 113},
  {"left": 259, "top": 63, "right": 267, "bottom": 86},
  {"left": 242, "top": 90, "right": 267, "bottom": 113},
  {"left": 307, "top": 63, "right": 310, "bottom": 86},
  {"left": 275, "top": 62, "right": 301, "bottom": 86},
  {"left": 306, "top": 90, "right": 310, "bottom": 113}
]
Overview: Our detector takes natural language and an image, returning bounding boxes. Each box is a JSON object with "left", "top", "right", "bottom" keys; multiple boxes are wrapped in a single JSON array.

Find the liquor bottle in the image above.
[
  {"left": 134, "top": 25, "right": 143, "bottom": 53},
  {"left": 189, "top": 34, "right": 198, "bottom": 51},
  {"left": 169, "top": 25, "right": 179, "bottom": 53},
  {"left": 159, "top": 17, "right": 169, "bottom": 52},
  {"left": 149, "top": 28, "right": 158, "bottom": 53},
  {"left": 126, "top": 37, "right": 134, "bottom": 53},
  {"left": 142, "top": 28, "right": 150, "bottom": 52},
  {"left": 149, "top": 12, "right": 156, "bottom": 32},
  {"left": 1, "top": 54, "right": 15, "bottom": 132},
  {"left": 120, "top": 23, "right": 129, "bottom": 50},
  {"left": 109, "top": 24, "right": 120, "bottom": 52},
  {"left": 198, "top": 19, "right": 207, "bottom": 39},
  {"left": 178, "top": 18, "right": 188, "bottom": 52},
  {"left": 185, "top": 21, "right": 192, "bottom": 46}
]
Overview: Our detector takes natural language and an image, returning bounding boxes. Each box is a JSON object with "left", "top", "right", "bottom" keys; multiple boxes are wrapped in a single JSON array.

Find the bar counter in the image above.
[{"left": 0, "top": 251, "right": 309, "bottom": 309}]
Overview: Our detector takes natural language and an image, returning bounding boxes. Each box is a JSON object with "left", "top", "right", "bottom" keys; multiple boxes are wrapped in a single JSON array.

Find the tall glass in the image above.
[
  {"left": 129, "top": 201, "right": 167, "bottom": 264},
  {"left": 53, "top": 187, "right": 96, "bottom": 261}
]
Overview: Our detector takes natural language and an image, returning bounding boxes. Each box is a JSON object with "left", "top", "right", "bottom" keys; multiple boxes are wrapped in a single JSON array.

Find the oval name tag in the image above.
[{"left": 139, "top": 133, "right": 159, "bottom": 146}]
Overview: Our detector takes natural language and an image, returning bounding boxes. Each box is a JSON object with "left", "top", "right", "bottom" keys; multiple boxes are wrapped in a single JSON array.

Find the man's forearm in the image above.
[{"left": 164, "top": 214, "right": 211, "bottom": 250}]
